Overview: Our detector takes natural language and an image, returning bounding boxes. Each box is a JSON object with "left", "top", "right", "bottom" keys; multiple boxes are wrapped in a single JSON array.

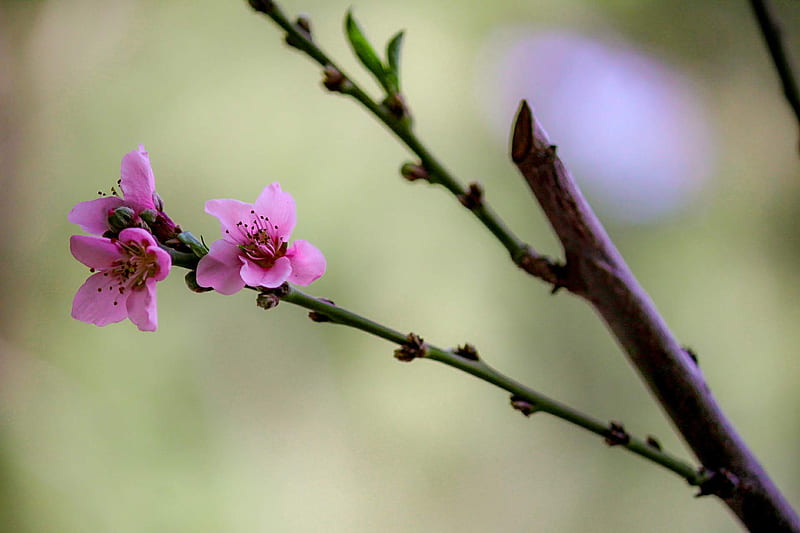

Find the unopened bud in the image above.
[
  {"left": 400, "top": 162, "right": 429, "bottom": 182},
  {"left": 107, "top": 206, "right": 137, "bottom": 233},
  {"left": 256, "top": 292, "right": 281, "bottom": 310},
  {"left": 139, "top": 208, "right": 158, "bottom": 225},
  {"left": 152, "top": 191, "right": 165, "bottom": 211},
  {"left": 296, "top": 14, "right": 312, "bottom": 38},
  {"left": 185, "top": 271, "right": 213, "bottom": 293}
]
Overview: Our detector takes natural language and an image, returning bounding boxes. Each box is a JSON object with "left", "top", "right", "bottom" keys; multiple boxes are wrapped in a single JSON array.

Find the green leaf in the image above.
[
  {"left": 385, "top": 30, "right": 405, "bottom": 92},
  {"left": 345, "top": 9, "right": 391, "bottom": 93}
]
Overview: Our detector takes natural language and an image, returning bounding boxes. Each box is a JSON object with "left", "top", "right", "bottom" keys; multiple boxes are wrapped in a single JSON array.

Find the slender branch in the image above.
[
  {"left": 274, "top": 285, "right": 702, "bottom": 485},
  {"left": 749, "top": 0, "right": 800, "bottom": 150},
  {"left": 511, "top": 100, "right": 800, "bottom": 532},
  {"left": 247, "top": 0, "right": 561, "bottom": 285}
]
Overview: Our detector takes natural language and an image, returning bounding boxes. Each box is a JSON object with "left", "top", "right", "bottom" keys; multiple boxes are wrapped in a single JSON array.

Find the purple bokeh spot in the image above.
[{"left": 475, "top": 28, "right": 715, "bottom": 223}]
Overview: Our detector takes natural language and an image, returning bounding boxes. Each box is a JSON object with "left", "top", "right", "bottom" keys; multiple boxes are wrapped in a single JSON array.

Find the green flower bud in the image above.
[
  {"left": 107, "top": 206, "right": 137, "bottom": 233},
  {"left": 140, "top": 208, "right": 158, "bottom": 225}
]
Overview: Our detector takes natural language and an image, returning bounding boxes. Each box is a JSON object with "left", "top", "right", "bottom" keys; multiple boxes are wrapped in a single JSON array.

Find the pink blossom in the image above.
[
  {"left": 70, "top": 227, "right": 171, "bottom": 331},
  {"left": 196, "top": 183, "right": 325, "bottom": 294},
  {"left": 68, "top": 145, "right": 179, "bottom": 241}
]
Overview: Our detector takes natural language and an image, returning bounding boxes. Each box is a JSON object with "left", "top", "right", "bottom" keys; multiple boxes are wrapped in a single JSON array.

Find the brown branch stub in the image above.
[
  {"left": 510, "top": 395, "right": 539, "bottom": 417},
  {"left": 509, "top": 98, "right": 800, "bottom": 529},
  {"left": 604, "top": 421, "right": 631, "bottom": 447},
  {"left": 454, "top": 343, "right": 480, "bottom": 361},
  {"left": 394, "top": 332, "right": 427, "bottom": 362}
]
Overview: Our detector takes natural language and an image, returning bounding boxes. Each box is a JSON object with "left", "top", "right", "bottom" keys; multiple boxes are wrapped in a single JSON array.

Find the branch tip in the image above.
[{"left": 511, "top": 100, "right": 533, "bottom": 163}]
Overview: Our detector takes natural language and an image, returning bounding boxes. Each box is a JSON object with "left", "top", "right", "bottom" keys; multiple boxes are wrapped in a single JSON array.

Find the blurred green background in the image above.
[{"left": 1, "top": 0, "right": 799, "bottom": 531}]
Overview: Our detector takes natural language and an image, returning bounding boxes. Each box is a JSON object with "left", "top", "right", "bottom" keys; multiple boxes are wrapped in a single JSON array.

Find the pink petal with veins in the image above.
[
  {"left": 196, "top": 240, "right": 248, "bottom": 295},
  {"left": 68, "top": 196, "right": 125, "bottom": 235},
  {"left": 254, "top": 183, "right": 296, "bottom": 239},
  {"left": 286, "top": 240, "right": 326, "bottom": 285},
  {"left": 240, "top": 255, "right": 292, "bottom": 288},
  {"left": 119, "top": 146, "right": 156, "bottom": 211}
]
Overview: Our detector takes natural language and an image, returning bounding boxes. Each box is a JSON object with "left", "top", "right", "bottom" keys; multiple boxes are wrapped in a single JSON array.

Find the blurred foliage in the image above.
[{"left": 1, "top": 0, "right": 799, "bottom": 531}]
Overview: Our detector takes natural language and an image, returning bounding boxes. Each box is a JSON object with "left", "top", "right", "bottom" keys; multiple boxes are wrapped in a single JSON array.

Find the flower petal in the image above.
[
  {"left": 119, "top": 146, "right": 156, "bottom": 211},
  {"left": 68, "top": 196, "right": 125, "bottom": 235},
  {"left": 240, "top": 255, "right": 292, "bottom": 288},
  {"left": 286, "top": 240, "right": 326, "bottom": 285},
  {"left": 205, "top": 198, "right": 255, "bottom": 243},
  {"left": 196, "top": 240, "right": 247, "bottom": 295},
  {"left": 70, "top": 235, "right": 123, "bottom": 270},
  {"left": 126, "top": 278, "right": 158, "bottom": 331},
  {"left": 71, "top": 271, "right": 129, "bottom": 326},
  {"left": 254, "top": 183, "right": 296, "bottom": 239}
]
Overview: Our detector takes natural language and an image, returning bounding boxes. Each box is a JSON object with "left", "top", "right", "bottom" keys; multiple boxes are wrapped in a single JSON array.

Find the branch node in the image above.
[
  {"left": 308, "top": 298, "right": 336, "bottom": 322},
  {"left": 400, "top": 162, "right": 430, "bottom": 182},
  {"left": 295, "top": 14, "right": 312, "bottom": 38},
  {"left": 394, "top": 332, "right": 427, "bottom": 362},
  {"left": 683, "top": 346, "right": 699, "bottom": 365},
  {"left": 604, "top": 421, "right": 631, "bottom": 446},
  {"left": 457, "top": 182, "right": 484, "bottom": 210},
  {"left": 510, "top": 395, "right": 539, "bottom": 417},
  {"left": 454, "top": 343, "right": 480, "bottom": 361},
  {"left": 382, "top": 93, "right": 410, "bottom": 121},
  {"left": 322, "top": 65, "right": 353, "bottom": 93},
  {"left": 256, "top": 283, "right": 290, "bottom": 310},
  {"left": 515, "top": 246, "right": 566, "bottom": 289},
  {"left": 695, "top": 467, "right": 740, "bottom": 499},
  {"left": 645, "top": 436, "right": 662, "bottom": 451}
]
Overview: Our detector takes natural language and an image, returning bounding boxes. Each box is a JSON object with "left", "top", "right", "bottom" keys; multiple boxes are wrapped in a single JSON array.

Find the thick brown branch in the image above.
[{"left": 511, "top": 100, "right": 799, "bottom": 532}]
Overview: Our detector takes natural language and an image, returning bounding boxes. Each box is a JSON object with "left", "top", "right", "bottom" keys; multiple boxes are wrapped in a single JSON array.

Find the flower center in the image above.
[
  {"left": 231, "top": 210, "right": 288, "bottom": 268},
  {"left": 97, "top": 239, "right": 162, "bottom": 306}
]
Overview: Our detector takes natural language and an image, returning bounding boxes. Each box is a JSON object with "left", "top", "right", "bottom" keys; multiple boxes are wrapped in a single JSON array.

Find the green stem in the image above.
[
  {"left": 252, "top": 1, "right": 529, "bottom": 263},
  {"left": 280, "top": 285, "right": 702, "bottom": 485}
]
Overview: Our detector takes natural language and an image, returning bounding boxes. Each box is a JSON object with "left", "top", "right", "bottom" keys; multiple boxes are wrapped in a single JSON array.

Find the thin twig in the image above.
[
  {"left": 749, "top": 0, "right": 800, "bottom": 151},
  {"left": 274, "top": 285, "right": 703, "bottom": 485},
  {"left": 247, "top": 0, "right": 562, "bottom": 285}
]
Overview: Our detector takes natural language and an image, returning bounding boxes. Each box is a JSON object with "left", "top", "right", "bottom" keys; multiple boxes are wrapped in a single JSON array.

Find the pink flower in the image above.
[
  {"left": 196, "top": 183, "right": 325, "bottom": 294},
  {"left": 68, "top": 145, "right": 180, "bottom": 241},
  {"left": 70, "top": 227, "right": 171, "bottom": 331}
]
